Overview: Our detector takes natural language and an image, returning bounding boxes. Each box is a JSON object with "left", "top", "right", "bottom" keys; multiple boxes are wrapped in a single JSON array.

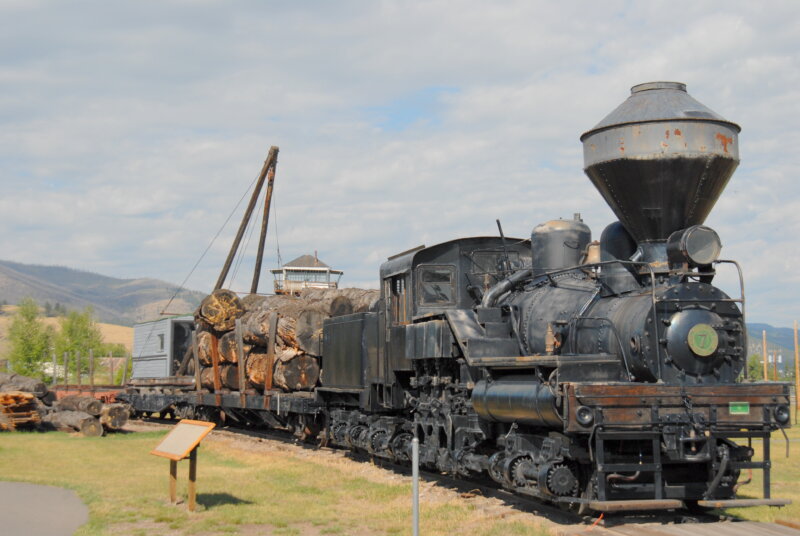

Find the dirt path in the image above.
[{"left": 0, "top": 481, "right": 88, "bottom": 536}]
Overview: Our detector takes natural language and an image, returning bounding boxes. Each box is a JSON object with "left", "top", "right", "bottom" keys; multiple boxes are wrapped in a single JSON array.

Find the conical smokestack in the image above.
[{"left": 581, "top": 82, "right": 740, "bottom": 244}]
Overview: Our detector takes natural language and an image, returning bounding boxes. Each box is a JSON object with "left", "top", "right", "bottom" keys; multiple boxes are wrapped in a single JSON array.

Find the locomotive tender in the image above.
[{"left": 125, "top": 82, "right": 791, "bottom": 513}]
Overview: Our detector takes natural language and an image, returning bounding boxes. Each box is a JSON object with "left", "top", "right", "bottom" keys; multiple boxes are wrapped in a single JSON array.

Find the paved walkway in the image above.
[{"left": 0, "top": 481, "right": 88, "bottom": 535}]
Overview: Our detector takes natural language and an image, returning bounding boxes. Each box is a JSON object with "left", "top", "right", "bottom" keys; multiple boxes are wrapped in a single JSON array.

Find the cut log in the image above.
[
  {"left": 237, "top": 289, "right": 381, "bottom": 352},
  {"left": 197, "top": 289, "right": 245, "bottom": 331},
  {"left": 44, "top": 410, "right": 103, "bottom": 437},
  {"left": 56, "top": 395, "right": 102, "bottom": 416},
  {"left": 277, "top": 317, "right": 298, "bottom": 348},
  {"left": 0, "top": 372, "right": 48, "bottom": 398},
  {"left": 199, "top": 365, "right": 240, "bottom": 391},
  {"left": 245, "top": 349, "right": 269, "bottom": 390},
  {"left": 273, "top": 353, "right": 320, "bottom": 392},
  {"left": 240, "top": 309, "right": 272, "bottom": 345},
  {"left": 218, "top": 331, "right": 250, "bottom": 364},
  {"left": 196, "top": 330, "right": 214, "bottom": 366},
  {"left": 100, "top": 404, "right": 129, "bottom": 430},
  {"left": 299, "top": 288, "right": 380, "bottom": 313},
  {"left": 295, "top": 310, "right": 325, "bottom": 355}
]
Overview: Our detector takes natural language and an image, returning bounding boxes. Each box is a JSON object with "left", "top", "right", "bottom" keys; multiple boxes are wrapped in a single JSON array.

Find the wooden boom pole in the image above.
[
  {"left": 251, "top": 148, "right": 279, "bottom": 294},
  {"left": 215, "top": 146, "right": 279, "bottom": 291},
  {"left": 763, "top": 330, "right": 768, "bottom": 381}
]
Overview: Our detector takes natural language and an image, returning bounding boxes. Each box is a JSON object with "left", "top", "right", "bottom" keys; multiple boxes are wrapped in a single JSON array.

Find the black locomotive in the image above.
[{"left": 124, "top": 82, "right": 791, "bottom": 513}]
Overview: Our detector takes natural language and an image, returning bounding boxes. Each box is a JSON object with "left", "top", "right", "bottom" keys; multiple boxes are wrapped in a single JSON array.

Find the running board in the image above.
[
  {"left": 697, "top": 498, "right": 792, "bottom": 508},
  {"left": 588, "top": 499, "right": 684, "bottom": 512}
]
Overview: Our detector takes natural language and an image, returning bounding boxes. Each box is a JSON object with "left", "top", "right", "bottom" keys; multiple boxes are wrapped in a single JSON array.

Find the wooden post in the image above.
[
  {"left": 235, "top": 319, "right": 246, "bottom": 405},
  {"left": 188, "top": 447, "right": 198, "bottom": 512},
  {"left": 51, "top": 351, "right": 57, "bottom": 386},
  {"left": 122, "top": 353, "right": 132, "bottom": 385},
  {"left": 63, "top": 352, "right": 69, "bottom": 387},
  {"left": 192, "top": 332, "right": 201, "bottom": 393},
  {"left": 169, "top": 460, "right": 178, "bottom": 504},
  {"left": 89, "top": 349, "right": 95, "bottom": 389},
  {"left": 774, "top": 349, "right": 779, "bottom": 381},
  {"left": 109, "top": 353, "right": 115, "bottom": 385},
  {"left": 763, "top": 330, "right": 768, "bottom": 381},
  {"left": 209, "top": 333, "right": 223, "bottom": 408},
  {"left": 76, "top": 351, "right": 81, "bottom": 386},
  {"left": 264, "top": 313, "right": 278, "bottom": 393},
  {"left": 795, "top": 320, "right": 799, "bottom": 423}
]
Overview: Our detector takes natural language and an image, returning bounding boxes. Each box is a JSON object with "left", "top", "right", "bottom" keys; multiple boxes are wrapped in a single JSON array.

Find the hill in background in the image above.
[{"left": 0, "top": 259, "right": 205, "bottom": 326}]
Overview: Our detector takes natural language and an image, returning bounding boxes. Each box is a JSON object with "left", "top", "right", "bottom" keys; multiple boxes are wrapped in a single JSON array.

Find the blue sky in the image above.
[{"left": 1, "top": 1, "right": 799, "bottom": 327}]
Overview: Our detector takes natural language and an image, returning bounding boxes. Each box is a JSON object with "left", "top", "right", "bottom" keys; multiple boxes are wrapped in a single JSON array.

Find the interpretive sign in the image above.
[
  {"left": 150, "top": 419, "right": 215, "bottom": 461},
  {"left": 150, "top": 419, "right": 216, "bottom": 511}
]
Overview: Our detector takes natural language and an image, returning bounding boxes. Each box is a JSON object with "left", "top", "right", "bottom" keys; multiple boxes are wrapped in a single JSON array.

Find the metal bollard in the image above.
[{"left": 412, "top": 437, "right": 419, "bottom": 536}]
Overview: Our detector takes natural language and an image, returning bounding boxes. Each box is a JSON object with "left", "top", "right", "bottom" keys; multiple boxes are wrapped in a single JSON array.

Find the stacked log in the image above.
[
  {"left": 99, "top": 404, "right": 129, "bottom": 431},
  {"left": 0, "top": 372, "right": 48, "bottom": 398},
  {"left": 56, "top": 395, "right": 102, "bottom": 416},
  {"left": 43, "top": 410, "right": 103, "bottom": 437},
  {"left": 0, "top": 391, "right": 41, "bottom": 431},
  {"left": 194, "top": 287, "right": 379, "bottom": 393},
  {"left": 0, "top": 373, "right": 128, "bottom": 436}
]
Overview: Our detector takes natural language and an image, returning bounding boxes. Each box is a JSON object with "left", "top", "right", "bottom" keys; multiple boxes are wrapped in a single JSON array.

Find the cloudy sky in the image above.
[{"left": 1, "top": 1, "right": 799, "bottom": 327}]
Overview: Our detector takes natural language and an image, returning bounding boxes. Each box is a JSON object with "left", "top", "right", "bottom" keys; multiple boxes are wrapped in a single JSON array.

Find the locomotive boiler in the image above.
[{"left": 124, "top": 82, "right": 791, "bottom": 513}]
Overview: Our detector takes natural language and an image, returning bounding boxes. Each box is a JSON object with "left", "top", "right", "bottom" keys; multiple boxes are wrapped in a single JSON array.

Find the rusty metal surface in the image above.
[
  {"left": 697, "top": 498, "right": 792, "bottom": 508},
  {"left": 565, "top": 381, "right": 790, "bottom": 432},
  {"left": 588, "top": 499, "right": 684, "bottom": 512}
]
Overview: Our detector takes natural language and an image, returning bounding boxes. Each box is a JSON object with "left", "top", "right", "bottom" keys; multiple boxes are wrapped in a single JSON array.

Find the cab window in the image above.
[{"left": 417, "top": 265, "right": 456, "bottom": 306}]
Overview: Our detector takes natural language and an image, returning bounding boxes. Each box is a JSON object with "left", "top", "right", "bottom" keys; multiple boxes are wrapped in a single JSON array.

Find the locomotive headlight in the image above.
[
  {"left": 774, "top": 405, "right": 790, "bottom": 425},
  {"left": 575, "top": 406, "right": 594, "bottom": 426},
  {"left": 667, "top": 225, "right": 722, "bottom": 267}
]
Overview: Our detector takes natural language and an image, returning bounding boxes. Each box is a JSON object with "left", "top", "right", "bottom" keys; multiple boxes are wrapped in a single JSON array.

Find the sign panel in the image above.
[
  {"left": 729, "top": 401, "right": 750, "bottom": 415},
  {"left": 150, "top": 419, "right": 216, "bottom": 461}
]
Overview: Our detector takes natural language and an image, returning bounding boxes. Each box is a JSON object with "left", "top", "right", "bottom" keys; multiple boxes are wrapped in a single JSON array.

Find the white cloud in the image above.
[{"left": 1, "top": 1, "right": 799, "bottom": 326}]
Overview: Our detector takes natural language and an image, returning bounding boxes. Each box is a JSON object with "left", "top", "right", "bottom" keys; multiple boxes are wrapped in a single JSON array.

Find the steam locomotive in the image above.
[{"left": 123, "top": 82, "right": 791, "bottom": 513}]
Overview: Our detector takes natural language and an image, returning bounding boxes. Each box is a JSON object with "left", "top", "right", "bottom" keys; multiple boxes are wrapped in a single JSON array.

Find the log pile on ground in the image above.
[
  {"left": 0, "top": 391, "right": 41, "bottom": 431},
  {"left": 195, "top": 287, "right": 379, "bottom": 393},
  {"left": 0, "top": 373, "right": 128, "bottom": 436},
  {"left": 43, "top": 410, "right": 103, "bottom": 437}
]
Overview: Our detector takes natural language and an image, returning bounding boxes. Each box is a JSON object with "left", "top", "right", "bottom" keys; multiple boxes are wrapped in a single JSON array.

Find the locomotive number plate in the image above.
[{"left": 729, "top": 401, "right": 750, "bottom": 415}]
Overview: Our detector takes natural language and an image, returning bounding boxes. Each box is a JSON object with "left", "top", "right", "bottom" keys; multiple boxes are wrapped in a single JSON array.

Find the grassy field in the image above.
[
  {"left": 0, "top": 428, "right": 550, "bottom": 536},
  {"left": 0, "top": 425, "right": 797, "bottom": 535},
  {"left": 725, "top": 424, "right": 800, "bottom": 523}
]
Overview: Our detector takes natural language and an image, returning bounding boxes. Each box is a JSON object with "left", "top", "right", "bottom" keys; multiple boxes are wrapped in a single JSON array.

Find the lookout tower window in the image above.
[{"left": 418, "top": 265, "right": 456, "bottom": 306}]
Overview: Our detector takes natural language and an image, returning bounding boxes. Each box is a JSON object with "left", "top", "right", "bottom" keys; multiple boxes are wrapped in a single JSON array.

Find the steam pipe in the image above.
[{"left": 481, "top": 268, "right": 532, "bottom": 308}]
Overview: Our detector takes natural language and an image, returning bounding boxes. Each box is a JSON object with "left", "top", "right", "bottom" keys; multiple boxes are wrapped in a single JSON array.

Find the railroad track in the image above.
[{"left": 132, "top": 418, "right": 799, "bottom": 536}]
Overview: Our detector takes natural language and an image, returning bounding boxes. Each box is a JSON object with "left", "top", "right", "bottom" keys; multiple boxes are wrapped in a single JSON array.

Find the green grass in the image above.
[
  {"left": 0, "top": 429, "right": 550, "bottom": 535},
  {"left": 724, "top": 424, "right": 800, "bottom": 523}
]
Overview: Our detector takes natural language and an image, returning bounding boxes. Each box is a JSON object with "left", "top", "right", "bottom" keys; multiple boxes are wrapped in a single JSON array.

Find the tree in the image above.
[
  {"left": 7, "top": 298, "right": 54, "bottom": 378},
  {"left": 54, "top": 307, "right": 105, "bottom": 374},
  {"left": 746, "top": 354, "right": 764, "bottom": 381}
]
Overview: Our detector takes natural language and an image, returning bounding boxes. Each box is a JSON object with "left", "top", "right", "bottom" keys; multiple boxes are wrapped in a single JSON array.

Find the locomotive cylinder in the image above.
[{"left": 470, "top": 377, "right": 562, "bottom": 427}]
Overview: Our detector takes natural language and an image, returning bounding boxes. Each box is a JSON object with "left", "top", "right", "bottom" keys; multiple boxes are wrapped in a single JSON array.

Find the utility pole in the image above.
[
  {"left": 794, "top": 320, "right": 799, "bottom": 421},
  {"left": 763, "top": 330, "right": 768, "bottom": 381}
]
